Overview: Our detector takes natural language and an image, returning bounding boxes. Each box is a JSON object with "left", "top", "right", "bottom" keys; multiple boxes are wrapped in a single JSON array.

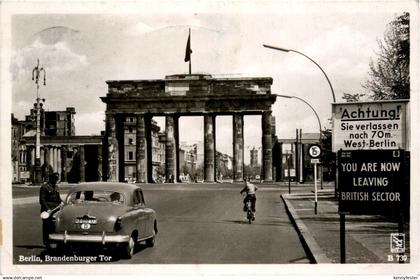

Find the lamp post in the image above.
[
  {"left": 32, "top": 59, "right": 46, "bottom": 185},
  {"left": 275, "top": 94, "right": 323, "bottom": 189},
  {"left": 263, "top": 44, "right": 336, "bottom": 103},
  {"left": 264, "top": 44, "right": 335, "bottom": 189},
  {"left": 276, "top": 94, "right": 322, "bottom": 138}
]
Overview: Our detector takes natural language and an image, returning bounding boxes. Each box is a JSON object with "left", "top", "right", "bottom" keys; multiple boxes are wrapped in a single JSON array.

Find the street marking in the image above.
[{"left": 295, "top": 208, "right": 314, "bottom": 211}]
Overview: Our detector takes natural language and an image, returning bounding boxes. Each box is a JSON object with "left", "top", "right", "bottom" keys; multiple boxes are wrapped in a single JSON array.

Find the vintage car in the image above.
[{"left": 48, "top": 182, "right": 157, "bottom": 259}]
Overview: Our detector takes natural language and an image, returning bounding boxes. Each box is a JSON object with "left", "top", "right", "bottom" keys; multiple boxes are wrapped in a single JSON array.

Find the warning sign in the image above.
[
  {"left": 338, "top": 150, "right": 408, "bottom": 215},
  {"left": 332, "top": 100, "right": 408, "bottom": 152}
]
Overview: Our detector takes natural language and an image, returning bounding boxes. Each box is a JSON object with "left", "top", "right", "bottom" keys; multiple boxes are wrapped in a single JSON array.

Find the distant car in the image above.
[{"left": 49, "top": 182, "right": 157, "bottom": 259}]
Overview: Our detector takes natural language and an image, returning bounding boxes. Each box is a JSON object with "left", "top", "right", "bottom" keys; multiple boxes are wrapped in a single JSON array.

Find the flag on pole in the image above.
[{"left": 184, "top": 30, "right": 192, "bottom": 62}]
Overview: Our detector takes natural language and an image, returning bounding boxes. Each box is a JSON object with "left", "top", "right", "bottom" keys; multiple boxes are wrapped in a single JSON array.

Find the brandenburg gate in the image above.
[{"left": 101, "top": 74, "right": 276, "bottom": 183}]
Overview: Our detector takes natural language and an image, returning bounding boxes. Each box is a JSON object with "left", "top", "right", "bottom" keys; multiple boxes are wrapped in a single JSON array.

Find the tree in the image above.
[
  {"left": 342, "top": 92, "right": 365, "bottom": 102},
  {"left": 364, "top": 12, "right": 410, "bottom": 100},
  {"left": 195, "top": 163, "right": 204, "bottom": 181},
  {"left": 320, "top": 128, "right": 335, "bottom": 181}
]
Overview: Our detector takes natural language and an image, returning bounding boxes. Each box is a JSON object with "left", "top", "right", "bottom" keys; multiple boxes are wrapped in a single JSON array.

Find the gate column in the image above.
[
  {"left": 136, "top": 114, "right": 147, "bottom": 183},
  {"left": 262, "top": 111, "right": 273, "bottom": 181},
  {"left": 106, "top": 113, "right": 119, "bottom": 182},
  {"left": 233, "top": 113, "right": 244, "bottom": 182},
  {"left": 165, "top": 115, "right": 178, "bottom": 183},
  {"left": 79, "top": 145, "right": 86, "bottom": 182},
  {"left": 97, "top": 145, "right": 103, "bottom": 181},
  {"left": 204, "top": 114, "right": 216, "bottom": 182},
  {"left": 61, "top": 146, "right": 67, "bottom": 182}
]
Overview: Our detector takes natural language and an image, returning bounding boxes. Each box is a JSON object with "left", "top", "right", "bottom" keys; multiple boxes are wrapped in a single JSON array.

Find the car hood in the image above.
[{"left": 55, "top": 203, "right": 130, "bottom": 233}]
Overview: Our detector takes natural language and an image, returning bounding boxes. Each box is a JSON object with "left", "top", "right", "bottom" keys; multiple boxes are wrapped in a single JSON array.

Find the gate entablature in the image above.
[
  {"left": 102, "top": 74, "right": 275, "bottom": 114},
  {"left": 101, "top": 74, "right": 276, "bottom": 183}
]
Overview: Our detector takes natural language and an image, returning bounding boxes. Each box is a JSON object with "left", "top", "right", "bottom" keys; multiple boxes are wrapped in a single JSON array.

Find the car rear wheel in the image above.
[
  {"left": 145, "top": 228, "right": 156, "bottom": 247},
  {"left": 122, "top": 235, "right": 135, "bottom": 259}
]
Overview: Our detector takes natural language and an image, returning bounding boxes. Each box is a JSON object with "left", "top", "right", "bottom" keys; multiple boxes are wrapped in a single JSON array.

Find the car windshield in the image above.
[{"left": 67, "top": 190, "right": 125, "bottom": 205}]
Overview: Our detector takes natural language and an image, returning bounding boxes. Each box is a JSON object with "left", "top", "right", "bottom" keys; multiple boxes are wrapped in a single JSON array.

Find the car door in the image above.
[
  {"left": 133, "top": 189, "right": 148, "bottom": 239},
  {"left": 138, "top": 190, "right": 152, "bottom": 236}
]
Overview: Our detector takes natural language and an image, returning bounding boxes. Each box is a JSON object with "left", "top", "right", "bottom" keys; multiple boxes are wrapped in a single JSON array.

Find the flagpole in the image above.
[{"left": 189, "top": 28, "right": 191, "bottom": 74}]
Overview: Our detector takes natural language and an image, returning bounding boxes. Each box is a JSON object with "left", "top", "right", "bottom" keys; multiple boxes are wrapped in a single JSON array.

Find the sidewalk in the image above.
[{"left": 282, "top": 189, "right": 410, "bottom": 263}]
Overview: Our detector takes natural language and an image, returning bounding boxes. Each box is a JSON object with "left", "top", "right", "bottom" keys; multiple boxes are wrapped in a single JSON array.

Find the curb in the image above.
[
  {"left": 13, "top": 194, "right": 68, "bottom": 206},
  {"left": 281, "top": 194, "right": 331, "bottom": 264},
  {"left": 284, "top": 192, "right": 334, "bottom": 198}
]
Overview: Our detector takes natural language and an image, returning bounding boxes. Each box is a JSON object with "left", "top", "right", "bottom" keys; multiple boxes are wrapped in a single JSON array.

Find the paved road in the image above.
[{"left": 13, "top": 183, "right": 310, "bottom": 264}]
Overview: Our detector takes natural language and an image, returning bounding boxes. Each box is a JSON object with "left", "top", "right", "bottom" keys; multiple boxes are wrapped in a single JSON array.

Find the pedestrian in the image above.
[
  {"left": 41, "top": 162, "right": 53, "bottom": 183},
  {"left": 39, "top": 172, "right": 62, "bottom": 248}
]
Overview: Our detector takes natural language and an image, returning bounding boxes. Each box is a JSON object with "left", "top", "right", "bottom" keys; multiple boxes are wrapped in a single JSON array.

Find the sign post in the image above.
[
  {"left": 340, "top": 213, "right": 346, "bottom": 263},
  {"left": 309, "top": 144, "right": 322, "bottom": 215},
  {"left": 314, "top": 161, "right": 318, "bottom": 214},
  {"left": 287, "top": 154, "right": 291, "bottom": 194}
]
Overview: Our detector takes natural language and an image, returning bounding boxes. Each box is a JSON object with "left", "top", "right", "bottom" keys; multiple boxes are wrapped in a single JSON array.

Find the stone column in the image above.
[
  {"left": 57, "top": 147, "right": 62, "bottom": 180},
  {"left": 30, "top": 147, "right": 35, "bottom": 166},
  {"left": 174, "top": 115, "right": 180, "bottom": 182},
  {"left": 106, "top": 114, "right": 119, "bottom": 181},
  {"left": 232, "top": 113, "right": 244, "bottom": 182},
  {"left": 278, "top": 142, "right": 283, "bottom": 181},
  {"left": 136, "top": 114, "right": 147, "bottom": 183},
  {"left": 49, "top": 146, "right": 54, "bottom": 169},
  {"left": 40, "top": 148, "right": 44, "bottom": 166},
  {"left": 61, "top": 146, "right": 67, "bottom": 182},
  {"left": 97, "top": 145, "right": 103, "bottom": 181},
  {"left": 44, "top": 146, "right": 50, "bottom": 167},
  {"left": 52, "top": 147, "right": 57, "bottom": 172},
  {"left": 262, "top": 111, "right": 273, "bottom": 181},
  {"left": 79, "top": 145, "right": 85, "bottom": 182},
  {"left": 165, "top": 115, "right": 177, "bottom": 183},
  {"left": 204, "top": 114, "right": 216, "bottom": 182},
  {"left": 145, "top": 116, "right": 153, "bottom": 183}
]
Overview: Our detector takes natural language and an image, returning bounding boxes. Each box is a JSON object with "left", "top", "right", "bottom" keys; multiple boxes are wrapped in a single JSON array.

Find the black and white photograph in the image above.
[{"left": 1, "top": 0, "right": 419, "bottom": 278}]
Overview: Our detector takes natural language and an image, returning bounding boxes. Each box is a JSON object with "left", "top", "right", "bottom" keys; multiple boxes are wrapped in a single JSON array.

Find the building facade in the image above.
[
  {"left": 12, "top": 114, "right": 28, "bottom": 183},
  {"left": 275, "top": 132, "right": 321, "bottom": 182},
  {"left": 250, "top": 147, "right": 259, "bottom": 168},
  {"left": 122, "top": 116, "right": 167, "bottom": 182},
  {"left": 12, "top": 108, "right": 103, "bottom": 184}
]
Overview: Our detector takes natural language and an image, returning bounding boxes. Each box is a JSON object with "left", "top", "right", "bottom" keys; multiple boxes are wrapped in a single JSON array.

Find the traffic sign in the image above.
[
  {"left": 331, "top": 100, "right": 408, "bottom": 152},
  {"left": 311, "top": 158, "right": 320, "bottom": 164},
  {"left": 338, "top": 149, "right": 407, "bottom": 215},
  {"left": 308, "top": 144, "right": 322, "bottom": 158}
]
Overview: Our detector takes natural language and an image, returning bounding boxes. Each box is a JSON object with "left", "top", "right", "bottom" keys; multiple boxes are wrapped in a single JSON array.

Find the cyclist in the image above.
[{"left": 240, "top": 177, "right": 258, "bottom": 212}]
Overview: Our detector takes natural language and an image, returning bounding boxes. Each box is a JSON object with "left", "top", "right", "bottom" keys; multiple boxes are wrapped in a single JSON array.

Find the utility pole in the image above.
[{"left": 32, "top": 59, "right": 46, "bottom": 185}]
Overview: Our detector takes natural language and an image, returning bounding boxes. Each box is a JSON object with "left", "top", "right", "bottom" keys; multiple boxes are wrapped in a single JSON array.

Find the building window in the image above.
[
  {"left": 129, "top": 138, "right": 133, "bottom": 145},
  {"left": 128, "top": 151, "right": 134, "bottom": 160},
  {"left": 128, "top": 126, "right": 133, "bottom": 133}
]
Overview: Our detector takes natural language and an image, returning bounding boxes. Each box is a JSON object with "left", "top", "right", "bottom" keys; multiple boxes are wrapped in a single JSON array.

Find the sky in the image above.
[{"left": 10, "top": 6, "right": 401, "bottom": 162}]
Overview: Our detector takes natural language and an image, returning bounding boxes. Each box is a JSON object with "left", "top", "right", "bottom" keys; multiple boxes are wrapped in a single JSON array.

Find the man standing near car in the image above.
[{"left": 39, "top": 172, "right": 62, "bottom": 248}]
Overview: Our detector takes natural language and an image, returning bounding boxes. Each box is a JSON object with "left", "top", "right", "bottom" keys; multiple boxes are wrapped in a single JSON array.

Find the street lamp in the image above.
[
  {"left": 32, "top": 59, "right": 46, "bottom": 185},
  {"left": 263, "top": 44, "right": 336, "bottom": 103},
  {"left": 275, "top": 94, "right": 322, "bottom": 139}
]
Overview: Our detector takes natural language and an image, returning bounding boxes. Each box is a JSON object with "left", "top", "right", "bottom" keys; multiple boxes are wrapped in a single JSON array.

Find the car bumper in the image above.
[{"left": 49, "top": 231, "right": 130, "bottom": 244}]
